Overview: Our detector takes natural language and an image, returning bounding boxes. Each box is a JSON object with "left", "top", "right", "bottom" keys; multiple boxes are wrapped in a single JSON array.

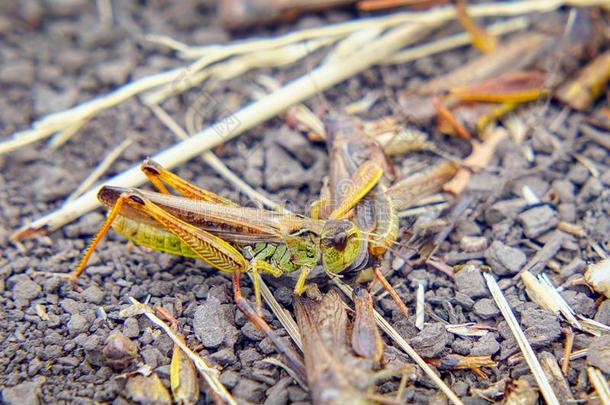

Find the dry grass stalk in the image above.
[
  {"left": 560, "top": 348, "right": 588, "bottom": 363},
  {"left": 0, "top": 68, "right": 183, "bottom": 156},
  {"left": 129, "top": 298, "right": 237, "bottom": 405},
  {"left": 539, "top": 352, "right": 574, "bottom": 401},
  {"left": 561, "top": 328, "right": 574, "bottom": 375},
  {"left": 252, "top": 274, "right": 303, "bottom": 351},
  {"left": 386, "top": 17, "right": 527, "bottom": 64},
  {"left": 576, "top": 315, "right": 610, "bottom": 335},
  {"left": 144, "top": 38, "right": 333, "bottom": 105},
  {"left": 11, "top": 20, "right": 436, "bottom": 240},
  {"left": 587, "top": 367, "right": 610, "bottom": 404},
  {"left": 48, "top": 118, "right": 90, "bottom": 149},
  {"left": 148, "top": 103, "right": 280, "bottom": 210},
  {"left": 445, "top": 323, "right": 491, "bottom": 338},
  {"left": 484, "top": 273, "right": 559, "bottom": 405},
  {"left": 2, "top": 0, "right": 599, "bottom": 158},
  {"left": 9, "top": 2, "right": 606, "bottom": 241},
  {"left": 415, "top": 281, "right": 425, "bottom": 330},
  {"left": 64, "top": 138, "right": 134, "bottom": 204},
  {"left": 522, "top": 271, "right": 581, "bottom": 329}
]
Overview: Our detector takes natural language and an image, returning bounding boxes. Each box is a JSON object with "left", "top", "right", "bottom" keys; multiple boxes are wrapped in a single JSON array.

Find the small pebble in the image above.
[
  {"left": 470, "top": 333, "right": 500, "bottom": 356},
  {"left": 587, "top": 335, "right": 610, "bottom": 374},
  {"left": 567, "top": 164, "right": 589, "bottom": 185},
  {"left": 124, "top": 374, "right": 171, "bottom": 405},
  {"left": 594, "top": 299, "right": 610, "bottom": 325},
  {"left": 460, "top": 236, "right": 487, "bottom": 253},
  {"left": 103, "top": 332, "right": 137, "bottom": 370},
  {"left": 1, "top": 376, "right": 45, "bottom": 405},
  {"left": 561, "top": 291, "right": 596, "bottom": 318},
  {"left": 473, "top": 298, "right": 500, "bottom": 319},
  {"left": 67, "top": 314, "right": 88, "bottom": 335},
  {"left": 264, "top": 377, "right": 291, "bottom": 405},
  {"left": 233, "top": 378, "right": 267, "bottom": 403},
  {"left": 122, "top": 317, "right": 140, "bottom": 338},
  {"left": 517, "top": 206, "right": 559, "bottom": 238},
  {"left": 12, "top": 279, "right": 42, "bottom": 302},
  {"left": 0, "top": 60, "right": 35, "bottom": 86},
  {"left": 264, "top": 144, "right": 308, "bottom": 191},
  {"left": 210, "top": 348, "right": 237, "bottom": 366},
  {"left": 81, "top": 285, "right": 105, "bottom": 304},
  {"left": 550, "top": 179, "right": 575, "bottom": 203},
  {"left": 484, "top": 199, "right": 527, "bottom": 225},
  {"left": 484, "top": 241, "right": 526, "bottom": 276},
  {"left": 451, "top": 338, "right": 472, "bottom": 355},
  {"left": 409, "top": 323, "right": 448, "bottom": 357},
  {"left": 454, "top": 265, "right": 488, "bottom": 299},
  {"left": 220, "top": 370, "right": 240, "bottom": 389},
  {"left": 193, "top": 296, "right": 237, "bottom": 349},
  {"left": 520, "top": 307, "right": 561, "bottom": 347}
]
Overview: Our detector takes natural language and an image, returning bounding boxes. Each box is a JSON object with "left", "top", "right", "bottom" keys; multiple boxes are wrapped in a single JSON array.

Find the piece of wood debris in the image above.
[{"left": 584, "top": 258, "right": 610, "bottom": 298}]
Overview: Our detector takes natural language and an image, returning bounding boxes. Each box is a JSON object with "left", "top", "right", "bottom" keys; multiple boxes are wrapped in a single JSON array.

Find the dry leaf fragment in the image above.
[
  {"left": 556, "top": 50, "right": 610, "bottom": 111},
  {"left": 171, "top": 334, "right": 200, "bottom": 405},
  {"left": 456, "top": 0, "right": 497, "bottom": 53},
  {"left": 504, "top": 378, "right": 539, "bottom": 405},
  {"left": 443, "top": 128, "right": 508, "bottom": 195},
  {"left": 584, "top": 258, "right": 610, "bottom": 298},
  {"left": 522, "top": 271, "right": 561, "bottom": 314},
  {"left": 125, "top": 373, "right": 172, "bottom": 405}
]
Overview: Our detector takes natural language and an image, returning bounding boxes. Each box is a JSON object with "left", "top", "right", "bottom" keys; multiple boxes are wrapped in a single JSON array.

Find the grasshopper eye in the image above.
[
  {"left": 333, "top": 232, "right": 348, "bottom": 250},
  {"left": 323, "top": 230, "right": 347, "bottom": 250}
]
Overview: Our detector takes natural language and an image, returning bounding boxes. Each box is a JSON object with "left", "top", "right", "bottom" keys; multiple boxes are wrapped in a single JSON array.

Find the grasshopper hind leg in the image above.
[
  {"left": 372, "top": 266, "right": 410, "bottom": 319},
  {"left": 70, "top": 192, "right": 131, "bottom": 286},
  {"left": 232, "top": 272, "right": 306, "bottom": 381},
  {"left": 140, "top": 158, "right": 236, "bottom": 205}
]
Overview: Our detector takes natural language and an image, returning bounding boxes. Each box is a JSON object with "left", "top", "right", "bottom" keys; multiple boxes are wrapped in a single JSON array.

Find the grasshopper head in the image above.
[{"left": 320, "top": 220, "right": 368, "bottom": 274}]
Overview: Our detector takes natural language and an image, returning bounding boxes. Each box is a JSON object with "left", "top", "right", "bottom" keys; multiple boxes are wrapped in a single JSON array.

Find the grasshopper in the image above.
[
  {"left": 295, "top": 286, "right": 413, "bottom": 405},
  {"left": 313, "top": 114, "right": 458, "bottom": 315},
  {"left": 72, "top": 158, "right": 387, "bottom": 379}
]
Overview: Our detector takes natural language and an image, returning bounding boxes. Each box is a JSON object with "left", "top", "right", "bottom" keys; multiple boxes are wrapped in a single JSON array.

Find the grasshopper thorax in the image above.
[{"left": 320, "top": 220, "right": 368, "bottom": 274}]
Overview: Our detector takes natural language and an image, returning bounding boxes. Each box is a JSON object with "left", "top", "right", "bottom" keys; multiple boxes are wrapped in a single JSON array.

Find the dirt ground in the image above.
[{"left": 1, "top": 1, "right": 609, "bottom": 404}]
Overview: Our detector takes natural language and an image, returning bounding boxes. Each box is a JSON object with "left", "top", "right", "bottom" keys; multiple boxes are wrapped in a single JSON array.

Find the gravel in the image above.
[
  {"left": 193, "top": 296, "right": 239, "bottom": 349},
  {"left": 484, "top": 241, "right": 527, "bottom": 276},
  {"left": 454, "top": 265, "right": 489, "bottom": 299},
  {"left": 517, "top": 205, "right": 559, "bottom": 239},
  {"left": 409, "top": 323, "right": 449, "bottom": 358}
]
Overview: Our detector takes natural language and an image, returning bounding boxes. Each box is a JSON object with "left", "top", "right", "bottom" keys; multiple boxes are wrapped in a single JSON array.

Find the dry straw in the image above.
[
  {"left": 129, "top": 298, "right": 237, "bottom": 405},
  {"left": 484, "top": 273, "right": 559, "bottom": 405},
  {"left": 9, "top": 0, "right": 605, "bottom": 238}
]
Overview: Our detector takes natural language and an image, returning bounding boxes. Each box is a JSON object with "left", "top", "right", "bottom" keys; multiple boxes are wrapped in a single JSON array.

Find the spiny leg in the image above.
[
  {"left": 74, "top": 189, "right": 249, "bottom": 287},
  {"left": 329, "top": 160, "right": 384, "bottom": 220},
  {"left": 232, "top": 272, "right": 306, "bottom": 381},
  {"left": 71, "top": 193, "right": 129, "bottom": 285},
  {"left": 140, "top": 158, "right": 236, "bottom": 205},
  {"left": 249, "top": 259, "right": 283, "bottom": 316},
  {"left": 372, "top": 266, "right": 410, "bottom": 318},
  {"left": 293, "top": 266, "right": 312, "bottom": 296}
]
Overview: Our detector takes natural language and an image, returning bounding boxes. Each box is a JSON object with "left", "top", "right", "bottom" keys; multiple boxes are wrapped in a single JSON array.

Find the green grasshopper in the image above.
[{"left": 72, "top": 158, "right": 382, "bottom": 380}]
